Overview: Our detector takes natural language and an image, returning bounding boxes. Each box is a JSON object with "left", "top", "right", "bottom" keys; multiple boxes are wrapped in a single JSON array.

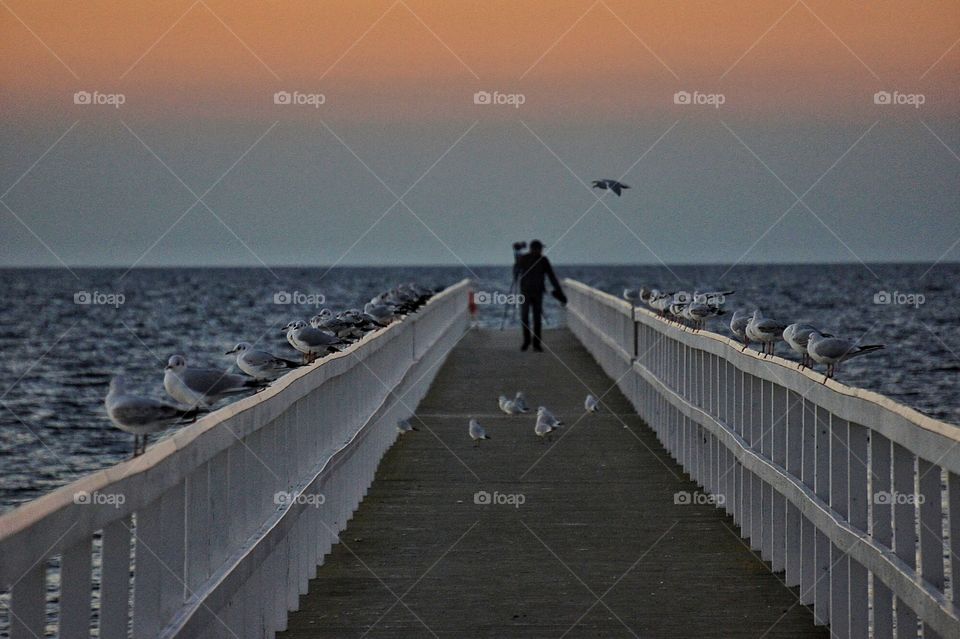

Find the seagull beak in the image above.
[{"left": 224, "top": 348, "right": 235, "bottom": 355}]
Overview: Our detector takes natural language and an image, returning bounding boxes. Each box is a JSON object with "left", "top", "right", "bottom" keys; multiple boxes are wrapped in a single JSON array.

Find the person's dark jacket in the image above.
[{"left": 514, "top": 253, "right": 564, "bottom": 301}]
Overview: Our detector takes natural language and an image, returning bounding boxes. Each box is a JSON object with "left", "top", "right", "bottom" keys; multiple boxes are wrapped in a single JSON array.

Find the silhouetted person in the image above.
[{"left": 513, "top": 240, "right": 566, "bottom": 352}]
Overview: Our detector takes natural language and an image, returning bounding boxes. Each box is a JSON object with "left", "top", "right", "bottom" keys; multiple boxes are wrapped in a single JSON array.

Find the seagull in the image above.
[
  {"left": 782, "top": 323, "right": 824, "bottom": 369},
  {"left": 584, "top": 394, "right": 600, "bottom": 413},
  {"left": 591, "top": 179, "right": 630, "bottom": 197},
  {"left": 498, "top": 395, "right": 522, "bottom": 415},
  {"left": 469, "top": 418, "right": 489, "bottom": 447},
  {"left": 807, "top": 332, "right": 884, "bottom": 381},
  {"left": 163, "top": 355, "right": 263, "bottom": 409},
  {"left": 685, "top": 302, "right": 724, "bottom": 331},
  {"left": 397, "top": 418, "right": 419, "bottom": 433},
  {"left": 283, "top": 321, "right": 342, "bottom": 363},
  {"left": 535, "top": 410, "right": 560, "bottom": 442},
  {"left": 106, "top": 376, "right": 202, "bottom": 457},
  {"left": 364, "top": 302, "right": 398, "bottom": 324},
  {"left": 225, "top": 342, "right": 302, "bottom": 380},
  {"left": 537, "top": 406, "right": 563, "bottom": 428},
  {"left": 729, "top": 310, "right": 751, "bottom": 349},
  {"left": 513, "top": 392, "right": 530, "bottom": 413},
  {"left": 746, "top": 310, "right": 789, "bottom": 356}
]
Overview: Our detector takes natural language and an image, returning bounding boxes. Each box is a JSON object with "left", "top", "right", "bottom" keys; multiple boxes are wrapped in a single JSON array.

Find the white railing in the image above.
[
  {"left": 565, "top": 279, "right": 960, "bottom": 639},
  {"left": 0, "top": 279, "right": 471, "bottom": 639}
]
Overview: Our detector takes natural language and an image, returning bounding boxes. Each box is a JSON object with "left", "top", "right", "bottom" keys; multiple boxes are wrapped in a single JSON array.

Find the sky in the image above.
[{"left": 1, "top": 0, "right": 958, "bottom": 267}]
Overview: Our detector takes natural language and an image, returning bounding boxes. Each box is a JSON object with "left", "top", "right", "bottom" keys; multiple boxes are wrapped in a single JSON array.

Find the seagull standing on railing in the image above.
[
  {"left": 164, "top": 355, "right": 264, "bottom": 409},
  {"left": 782, "top": 323, "right": 825, "bottom": 369},
  {"left": 106, "top": 376, "right": 203, "bottom": 457},
  {"left": 537, "top": 406, "right": 564, "bottom": 428},
  {"left": 283, "top": 321, "right": 342, "bottom": 363},
  {"left": 469, "top": 418, "right": 489, "bottom": 446},
  {"left": 745, "top": 310, "right": 789, "bottom": 356},
  {"left": 807, "top": 332, "right": 884, "bottom": 381},
  {"left": 225, "top": 342, "right": 302, "bottom": 380},
  {"left": 730, "top": 310, "right": 751, "bottom": 350}
]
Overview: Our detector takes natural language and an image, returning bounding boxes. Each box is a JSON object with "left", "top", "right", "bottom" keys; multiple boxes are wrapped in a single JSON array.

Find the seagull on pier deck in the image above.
[
  {"left": 469, "top": 418, "right": 489, "bottom": 446},
  {"left": 225, "top": 342, "right": 302, "bottom": 381},
  {"left": 397, "top": 418, "right": 418, "bottom": 433},
  {"left": 498, "top": 395, "right": 523, "bottom": 415},
  {"left": 807, "top": 332, "right": 884, "bottom": 381},
  {"left": 106, "top": 376, "right": 202, "bottom": 457},
  {"left": 535, "top": 410, "right": 561, "bottom": 442},
  {"left": 584, "top": 394, "right": 600, "bottom": 413},
  {"left": 591, "top": 179, "right": 630, "bottom": 196},
  {"left": 537, "top": 406, "right": 563, "bottom": 428},
  {"left": 513, "top": 392, "right": 530, "bottom": 413}
]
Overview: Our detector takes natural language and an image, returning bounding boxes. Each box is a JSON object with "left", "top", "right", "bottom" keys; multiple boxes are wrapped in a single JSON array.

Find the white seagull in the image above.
[
  {"left": 782, "top": 323, "right": 823, "bottom": 369},
  {"left": 746, "top": 310, "right": 789, "bottom": 356},
  {"left": 469, "top": 418, "right": 490, "bottom": 446},
  {"left": 498, "top": 395, "right": 522, "bottom": 415},
  {"left": 535, "top": 410, "right": 561, "bottom": 442},
  {"left": 584, "top": 394, "right": 600, "bottom": 413},
  {"left": 225, "top": 342, "right": 302, "bottom": 380},
  {"left": 397, "top": 418, "right": 418, "bottom": 433},
  {"left": 163, "top": 355, "right": 263, "bottom": 409},
  {"left": 730, "top": 310, "right": 751, "bottom": 350},
  {"left": 283, "top": 321, "right": 342, "bottom": 363},
  {"left": 106, "top": 376, "right": 201, "bottom": 457},
  {"left": 807, "top": 332, "right": 884, "bottom": 381},
  {"left": 513, "top": 391, "right": 530, "bottom": 413}
]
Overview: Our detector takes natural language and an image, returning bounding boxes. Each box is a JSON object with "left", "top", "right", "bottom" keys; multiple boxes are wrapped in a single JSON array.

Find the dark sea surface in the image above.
[{"left": 0, "top": 263, "right": 957, "bottom": 513}]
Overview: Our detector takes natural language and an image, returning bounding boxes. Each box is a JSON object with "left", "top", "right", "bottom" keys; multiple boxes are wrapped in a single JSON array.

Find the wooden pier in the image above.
[{"left": 279, "top": 329, "right": 826, "bottom": 638}]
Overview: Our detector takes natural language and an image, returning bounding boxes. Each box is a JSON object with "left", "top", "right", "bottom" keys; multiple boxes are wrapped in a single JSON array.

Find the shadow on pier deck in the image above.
[{"left": 280, "top": 329, "right": 827, "bottom": 638}]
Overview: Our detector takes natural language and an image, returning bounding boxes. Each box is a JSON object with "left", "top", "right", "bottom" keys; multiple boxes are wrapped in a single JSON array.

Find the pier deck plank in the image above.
[{"left": 279, "top": 328, "right": 827, "bottom": 638}]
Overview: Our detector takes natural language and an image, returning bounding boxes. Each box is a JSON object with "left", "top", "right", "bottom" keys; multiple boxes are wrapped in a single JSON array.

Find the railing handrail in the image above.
[
  {"left": 563, "top": 278, "right": 960, "bottom": 466},
  {"left": 564, "top": 277, "right": 960, "bottom": 638},
  {"left": 0, "top": 278, "right": 471, "bottom": 587}
]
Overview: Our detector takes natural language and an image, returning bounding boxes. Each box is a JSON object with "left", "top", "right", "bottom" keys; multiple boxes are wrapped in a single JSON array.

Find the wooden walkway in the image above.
[{"left": 279, "top": 329, "right": 828, "bottom": 638}]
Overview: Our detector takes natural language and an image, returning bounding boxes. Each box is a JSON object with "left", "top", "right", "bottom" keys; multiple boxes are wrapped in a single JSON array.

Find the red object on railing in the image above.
[{"left": 468, "top": 290, "right": 477, "bottom": 316}]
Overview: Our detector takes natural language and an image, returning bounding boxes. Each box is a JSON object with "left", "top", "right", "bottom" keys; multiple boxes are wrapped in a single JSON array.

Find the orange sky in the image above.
[{"left": 1, "top": 0, "right": 958, "bottom": 118}]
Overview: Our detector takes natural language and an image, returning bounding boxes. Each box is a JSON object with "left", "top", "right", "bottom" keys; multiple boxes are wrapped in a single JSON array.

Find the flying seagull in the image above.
[{"left": 591, "top": 179, "right": 630, "bottom": 197}]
